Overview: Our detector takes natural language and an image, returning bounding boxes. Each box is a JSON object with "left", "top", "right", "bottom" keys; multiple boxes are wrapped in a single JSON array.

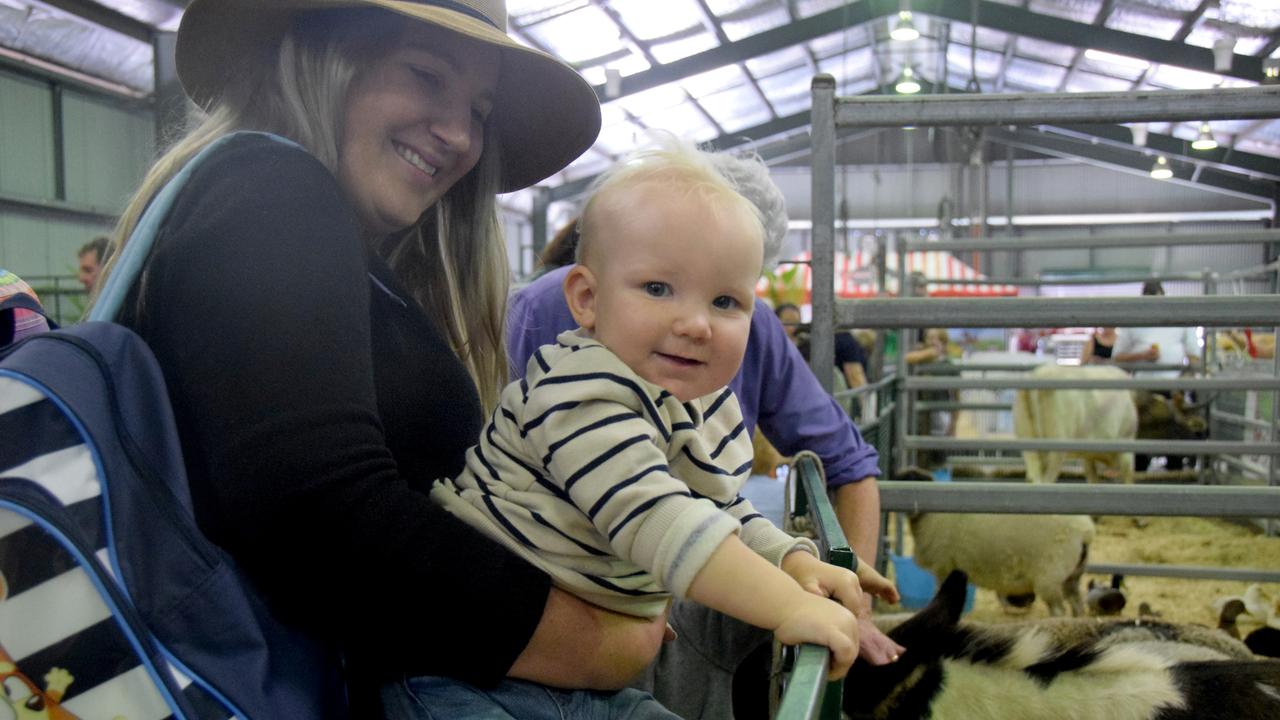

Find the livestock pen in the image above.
[{"left": 804, "top": 75, "right": 1280, "bottom": 627}]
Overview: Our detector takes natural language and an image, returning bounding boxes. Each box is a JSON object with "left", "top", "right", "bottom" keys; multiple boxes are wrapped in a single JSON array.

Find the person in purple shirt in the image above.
[{"left": 507, "top": 148, "right": 901, "bottom": 719}]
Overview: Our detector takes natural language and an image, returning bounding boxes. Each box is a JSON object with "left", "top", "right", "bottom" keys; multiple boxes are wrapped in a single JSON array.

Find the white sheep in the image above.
[
  {"left": 909, "top": 512, "right": 1095, "bottom": 616},
  {"left": 1013, "top": 364, "right": 1137, "bottom": 484}
]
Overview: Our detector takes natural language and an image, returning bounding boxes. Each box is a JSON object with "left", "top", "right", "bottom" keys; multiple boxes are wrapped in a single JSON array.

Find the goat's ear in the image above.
[
  {"left": 937, "top": 570, "right": 969, "bottom": 624},
  {"left": 563, "top": 264, "right": 598, "bottom": 331}
]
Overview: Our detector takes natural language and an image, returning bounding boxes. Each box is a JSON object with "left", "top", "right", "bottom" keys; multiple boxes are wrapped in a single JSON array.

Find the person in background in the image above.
[
  {"left": 1081, "top": 326, "right": 1116, "bottom": 364},
  {"left": 506, "top": 143, "right": 903, "bottom": 719},
  {"left": 777, "top": 301, "right": 866, "bottom": 420},
  {"left": 425, "top": 134, "right": 897, "bottom": 718},
  {"left": 534, "top": 218, "right": 580, "bottom": 276},
  {"left": 1112, "top": 282, "right": 1199, "bottom": 374},
  {"left": 1112, "top": 281, "right": 1201, "bottom": 471},
  {"left": 90, "top": 0, "right": 669, "bottom": 716},
  {"left": 905, "top": 328, "right": 956, "bottom": 469},
  {"left": 77, "top": 236, "right": 109, "bottom": 292}
]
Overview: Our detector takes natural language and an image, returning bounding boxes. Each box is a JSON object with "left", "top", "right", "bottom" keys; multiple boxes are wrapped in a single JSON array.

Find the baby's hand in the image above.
[
  {"left": 781, "top": 551, "right": 864, "bottom": 617},
  {"left": 773, "top": 592, "right": 859, "bottom": 680},
  {"left": 855, "top": 563, "right": 900, "bottom": 606}
]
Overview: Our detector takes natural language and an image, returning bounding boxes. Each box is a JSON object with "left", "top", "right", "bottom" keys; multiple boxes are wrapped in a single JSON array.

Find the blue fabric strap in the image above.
[{"left": 90, "top": 132, "right": 303, "bottom": 323}]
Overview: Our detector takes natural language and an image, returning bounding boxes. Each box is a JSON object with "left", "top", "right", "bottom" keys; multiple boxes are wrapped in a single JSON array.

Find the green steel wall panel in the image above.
[
  {"left": 0, "top": 209, "right": 111, "bottom": 278},
  {"left": 0, "top": 71, "right": 55, "bottom": 200},
  {"left": 61, "top": 91, "right": 153, "bottom": 211}
]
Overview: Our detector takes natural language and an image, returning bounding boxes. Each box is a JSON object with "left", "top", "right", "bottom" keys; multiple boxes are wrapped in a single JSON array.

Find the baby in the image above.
[{"left": 429, "top": 135, "right": 897, "bottom": 717}]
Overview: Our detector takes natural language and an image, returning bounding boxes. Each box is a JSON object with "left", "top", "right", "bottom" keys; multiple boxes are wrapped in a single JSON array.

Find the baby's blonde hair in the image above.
[{"left": 577, "top": 132, "right": 765, "bottom": 268}]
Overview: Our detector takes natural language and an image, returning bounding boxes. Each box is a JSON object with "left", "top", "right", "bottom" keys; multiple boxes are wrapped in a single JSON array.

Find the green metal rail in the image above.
[{"left": 773, "top": 454, "right": 854, "bottom": 720}]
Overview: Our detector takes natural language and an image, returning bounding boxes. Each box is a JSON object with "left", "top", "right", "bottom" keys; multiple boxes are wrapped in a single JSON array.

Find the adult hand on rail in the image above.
[{"left": 508, "top": 587, "right": 668, "bottom": 690}]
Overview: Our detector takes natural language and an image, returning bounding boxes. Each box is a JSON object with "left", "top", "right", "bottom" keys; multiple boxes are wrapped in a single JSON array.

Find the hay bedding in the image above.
[{"left": 884, "top": 512, "right": 1280, "bottom": 634}]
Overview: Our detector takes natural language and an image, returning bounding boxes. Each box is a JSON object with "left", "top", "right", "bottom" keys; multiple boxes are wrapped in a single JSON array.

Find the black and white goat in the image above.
[{"left": 843, "top": 571, "right": 1280, "bottom": 720}]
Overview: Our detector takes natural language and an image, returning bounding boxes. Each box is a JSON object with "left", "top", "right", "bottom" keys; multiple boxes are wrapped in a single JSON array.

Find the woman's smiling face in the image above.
[{"left": 337, "top": 23, "right": 499, "bottom": 237}]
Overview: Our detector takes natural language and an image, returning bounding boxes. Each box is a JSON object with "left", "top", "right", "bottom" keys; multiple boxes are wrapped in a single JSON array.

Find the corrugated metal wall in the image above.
[{"left": 0, "top": 68, "right": 151, "bottom": 282}]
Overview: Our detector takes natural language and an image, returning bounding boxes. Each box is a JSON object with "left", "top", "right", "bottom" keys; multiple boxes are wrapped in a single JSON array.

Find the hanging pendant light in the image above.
[
  {"left": 1149, "top": 155, "right": 1173, "bottom": 180},
  {"left": 895, "top": 66, "right": 921, "bottom": 94},
  {"left": 891, "top": 11, "right": 920, "bottom": 42},
  {"left": 1190, "top": 122, "right": 1218, "bottom": 151}
]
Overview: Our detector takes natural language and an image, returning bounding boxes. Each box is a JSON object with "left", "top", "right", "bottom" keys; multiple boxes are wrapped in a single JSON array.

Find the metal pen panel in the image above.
[
  {"left": 834, "top": 86, "right": 1280, "bottom": 128},
  {"left": 877, "top": 481, "right": 1280, "bottom": 517},
  {"left": 836, "top": 295, "right": 1280, "bottom": 329}
]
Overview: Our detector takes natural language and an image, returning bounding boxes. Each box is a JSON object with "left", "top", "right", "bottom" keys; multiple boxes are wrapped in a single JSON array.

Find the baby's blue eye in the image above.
[
  {"left": 713, "top": 295, "right": 739, "bottom": 310},
  {"left": 644, "top": 282, "right": 671, "bottom": 297}
]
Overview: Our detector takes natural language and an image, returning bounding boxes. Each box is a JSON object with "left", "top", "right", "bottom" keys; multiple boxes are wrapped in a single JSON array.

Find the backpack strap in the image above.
[{"left": 90, "top": 131, "right": 304, "bottom": 322}]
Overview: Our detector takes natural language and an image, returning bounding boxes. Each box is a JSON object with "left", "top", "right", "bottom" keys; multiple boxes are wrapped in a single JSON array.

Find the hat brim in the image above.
[{"left": 176, "top": 0, "right": 601, "bottom": 192}]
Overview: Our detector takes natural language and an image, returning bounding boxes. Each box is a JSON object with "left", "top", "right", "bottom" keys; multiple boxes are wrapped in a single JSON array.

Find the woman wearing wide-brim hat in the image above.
[{"left": 95, "top": 0, "right": 669, "bottom": 716}]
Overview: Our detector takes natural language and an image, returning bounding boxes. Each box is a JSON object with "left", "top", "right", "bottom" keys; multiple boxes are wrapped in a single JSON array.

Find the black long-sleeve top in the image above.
[{"left": 121, "top": 134, "right": 550, "bottom": 684}]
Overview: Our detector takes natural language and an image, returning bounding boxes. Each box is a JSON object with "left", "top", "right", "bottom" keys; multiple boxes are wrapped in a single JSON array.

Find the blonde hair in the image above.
[
  {"left": 577, "top": 132, "right": 765, "bottom": 267},
  {"left": 98, "top": 9, "right": 509, "bottom": 408}
]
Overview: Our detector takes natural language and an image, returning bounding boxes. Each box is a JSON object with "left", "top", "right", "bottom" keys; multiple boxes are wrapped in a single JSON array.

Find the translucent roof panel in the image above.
[
  {"left": 1216, "top": 0, "right": 1280, "bottom": 29},
  {"left": 1106, "top": 6, "right": 1185, "bottom": 40},
  {"left": 808, "top": 27, "right": 874, "bottom": 60},
  {"left": 1015, "top": 37, "right": 1079, "bottom": 66},
  {"left": 610, "top": 0, "right": 702, "bottom": 42},
  {"left": 1064, "top": 71, "right": 1139, "bottom": 93},
  {"left": 757, "top": 64, "right": 823, "bottom": 99},
  {"left": 1028, "top": 0, "right": 1106, "bottom": 24},
  {"left": 794, "top": 0, "right": 851, "bottom": 17},
  {"left": 1147, "top": 64, "right": 1231, "bottom": 90},
  {"left": 1003, "top": 58, "right": 1066, "bottom": 92},
  {"left": 616, "top": 82, "right": 689, "bottom": 117},
  {"left": 698, "top": 87, "right": 774, "bottom": 133},
  {"left": 594, "top": 118, "right": 650, "bottom": 157},
  {"left": 745, "top": 46, "right": 813, "bottom": 78},
  {"left": 522, "top": 4, "right": 622, "bottom": 65},
  {"left": 681, "top": 64, "right": 748, "bottom": 97},
  {"left": 945, "top": 44, "right": 1008, "bottom": 83},
  {"left": 946, "top": 24, "right": 1014, "bottom": 53},
  {"left": 577, "top": 52, "right": 651, "bottom": 87},
  {"left": 718, "top": 4, "right": 791, "bottom": 42},
  {"left": 650, "top": 30, "right": 721, "bottom": 64},
  {"left": 1079, "top": 49, "right": 1151, "bottom": 81},
  {"left": 637, "top": 100, "right": 720, "bottom": 142}
]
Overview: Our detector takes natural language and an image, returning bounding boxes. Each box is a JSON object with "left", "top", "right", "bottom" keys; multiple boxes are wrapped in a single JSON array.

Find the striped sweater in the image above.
[{"left": 432, "top": 329, "right": 817, "bottom": 617}]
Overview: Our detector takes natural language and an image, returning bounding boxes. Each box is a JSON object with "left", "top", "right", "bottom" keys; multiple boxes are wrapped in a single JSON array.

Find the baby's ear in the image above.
[{"left": 563, "top": 265, "right": 598, "bottom": 331}]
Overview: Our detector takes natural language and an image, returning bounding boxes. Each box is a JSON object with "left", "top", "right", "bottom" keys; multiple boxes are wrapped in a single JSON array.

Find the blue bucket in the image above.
[{"left": 889, "top": 554, "right": 975, "bottom": 613}]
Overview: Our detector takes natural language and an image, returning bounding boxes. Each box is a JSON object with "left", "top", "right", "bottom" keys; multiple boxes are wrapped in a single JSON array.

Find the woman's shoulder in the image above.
[
  {"left": 169, "top": 133, "right": 354, "bottom": 236},
  {"left": 193, "top": 133, "right": 336, "bottom": 194}
]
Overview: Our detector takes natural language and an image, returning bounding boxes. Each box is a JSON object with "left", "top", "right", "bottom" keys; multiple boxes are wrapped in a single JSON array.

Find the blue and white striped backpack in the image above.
[{"left": 0, "top": 133, "right": 348, "bottom": 719}]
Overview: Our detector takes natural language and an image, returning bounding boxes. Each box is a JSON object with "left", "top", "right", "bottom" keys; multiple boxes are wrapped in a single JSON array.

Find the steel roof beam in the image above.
[
  {"left": 37, "top": 0, "right": 154, "bottom": 43},
  {"left": 590, "top": 0, "right": 1265, "bottom": 105},
  {"left": 985, "top": 126, "right": 1274, "bottom": 201},
  {"left": 547, "top": 110, "right": 813, "bottom": 201},
  {"left": 1040, "top": 123, "right": 1280, "bottom": 181}
]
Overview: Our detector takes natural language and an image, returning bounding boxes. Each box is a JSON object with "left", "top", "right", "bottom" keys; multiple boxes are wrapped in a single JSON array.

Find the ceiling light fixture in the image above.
[
  {"left": 1190, "top": 123, "right": 1218, "bottom": 151},
  {"left": 1149, "top": 155, "right": 1173, "bottom": 180},
  {"left": 895, "top": 66, "right": 921, "bottom": 94},
  {"left": 891, "top": 11, "right": 920, "bottom": 42},
  {"left": 1263, "top": 57, "right": 1280, "bottom": 85}
]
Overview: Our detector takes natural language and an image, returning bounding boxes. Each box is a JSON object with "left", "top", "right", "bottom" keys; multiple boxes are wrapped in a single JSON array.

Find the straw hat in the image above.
[{"left": 175, "top": 0, "right": 602, "bottom": 192}]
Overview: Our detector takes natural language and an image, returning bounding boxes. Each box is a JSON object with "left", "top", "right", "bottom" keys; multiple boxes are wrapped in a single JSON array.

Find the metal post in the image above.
[
  {"left": 811, "top": 75, "right": 837, "bottom": 394},
  {"left": 1271, "top": 324, "right": 1279, "bottom": 535},
  {"left": 895, "top": 238, "right": 911, "bottom": 471},
  {"left": 530, "top": 186, "right": 552, "bottom": 275}
]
